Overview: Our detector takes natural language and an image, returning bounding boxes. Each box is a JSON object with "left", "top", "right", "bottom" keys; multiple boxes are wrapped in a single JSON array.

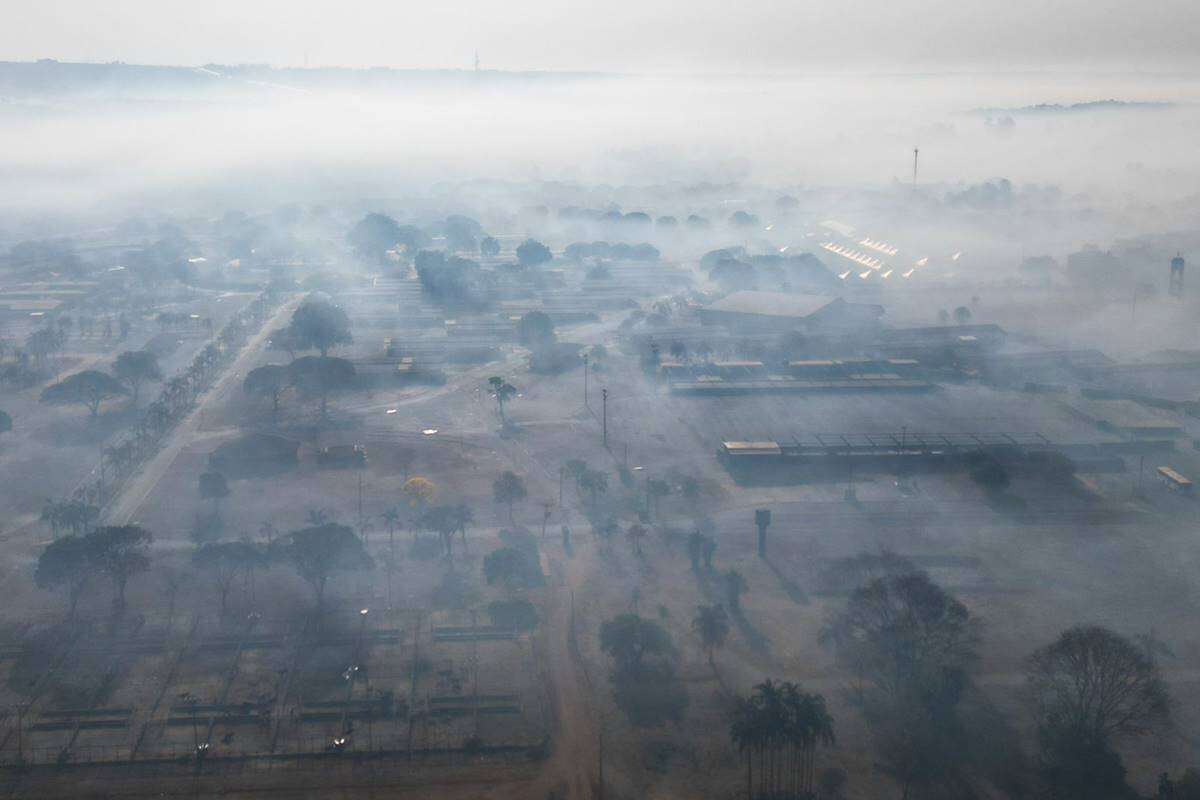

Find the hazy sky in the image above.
[{"left": 3, "top": 0, "right": 1199, "bottom": 74}]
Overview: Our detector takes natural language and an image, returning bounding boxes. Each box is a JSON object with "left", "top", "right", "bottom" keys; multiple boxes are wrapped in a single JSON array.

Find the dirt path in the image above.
[{"left": 105, "top": 296, "right": 300, "bottom": 526}]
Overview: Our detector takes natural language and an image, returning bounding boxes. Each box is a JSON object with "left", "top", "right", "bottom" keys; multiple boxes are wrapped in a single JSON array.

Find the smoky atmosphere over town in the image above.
[{"left": 4, "top": 2, "right": 1200, "bottom": 799}]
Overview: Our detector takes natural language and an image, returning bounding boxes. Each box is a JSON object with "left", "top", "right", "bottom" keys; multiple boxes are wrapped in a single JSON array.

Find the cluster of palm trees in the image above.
[
  {"left": 729, "top": 680, "right": 836, "bottom": 800},
  {"left": 415, "top": 503, "right": 475, "bottom": 558},
  {"left": 40, "top": 498, "right": 100, "bottom": 538},
  {"left": 86, "top": 290, "right": 278, "bottom": 506}
]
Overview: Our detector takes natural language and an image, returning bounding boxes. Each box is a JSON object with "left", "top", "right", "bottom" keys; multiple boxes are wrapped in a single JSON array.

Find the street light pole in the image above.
[
  {"left": 583, "top": 353, "right": 589, "bottom": 407},
  {"left": 601, "top": 389, "right": 608, "bottom": 448}
]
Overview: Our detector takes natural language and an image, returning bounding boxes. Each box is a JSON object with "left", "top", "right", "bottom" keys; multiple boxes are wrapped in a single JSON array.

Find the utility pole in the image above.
[
  {"left": 601, "top": 388, "right": 608, "bottom": 448},
  {"left": 912, "top": 147, "right": 919, "bottom": 191},
  {"left": 598, "top": 721, "right": 605, "bottom": 800},
  {"left": 357, "top": 470, "right": 364, "bottom": 528},
  {"left": 583, "top": 353, "right": 589, "bottom": 407}
]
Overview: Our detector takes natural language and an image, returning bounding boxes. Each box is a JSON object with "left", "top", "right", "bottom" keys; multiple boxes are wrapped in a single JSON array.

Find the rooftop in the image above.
[{"left": 705, "top": 291, "right": 840, "bottom": 319}]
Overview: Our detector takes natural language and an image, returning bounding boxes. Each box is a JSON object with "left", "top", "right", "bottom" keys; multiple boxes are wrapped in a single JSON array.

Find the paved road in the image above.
[{"left": 105, "top": 297, "right": 300, "bottom": 526}]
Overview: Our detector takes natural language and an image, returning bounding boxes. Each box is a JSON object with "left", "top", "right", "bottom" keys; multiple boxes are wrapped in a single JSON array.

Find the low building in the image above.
[{"left": 699, "top": 291, "right": 883, "bottom": 333}]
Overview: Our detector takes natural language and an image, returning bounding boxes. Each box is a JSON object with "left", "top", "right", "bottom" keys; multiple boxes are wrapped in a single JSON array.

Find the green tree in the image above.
[
  {"left": 692, "top": 604, "right": 730, "bottom": 667},
  {"left": 493, "top": 471, "right": 527, "bottom": 522},
  {"left": 600, "top": 613, "right": 676, "bottom": 672},
  {"left": 35, "top": 536, "right": 93, "bottom": 620},
  {"left": 600, "top": 614, "right": 688, "bottom": 727},
  {"left": 87, "top": 525, "right": 152, "bottom": 614},
  {"left": 725, "top": 569, "right": 748, "bottom": 612},
  {"left": 578, "top": 468, "right": 609, "bottom": 506},
  {"left": 517, "top": 311, "right": 555, "bottom": 348},
  {"left": 419, "top": 504, "right": 464, "bottom": 559},
  {"left": 243, "top": 364, "right": 290, "bottom": 424},
  {"left": 0, "top": 410, "right": 11, "bottom": 433},
  {"left": 515, "top": 238, "right": 552, "bottom": 268},
  {"left": 646, "top": 478, "right": 670, "bottom": 519},
  {"left": 198, "top": 470, "right": 230, "bottom": 517},
  {"left": 821, "top": 572, "right": 978, "bottom": 798},
  {"left": 730, "top": 680, "right": 836, "bottom": 800},
  {"left": 626, "top": 522, "right": 648, "bottom": 556},
  {"left": 289, "top": 355, "right": 356, "bottom": 420},
  {"left": 347, "top": 213, "right": 427, "bottom": 263},
  {"left": 487, "top": 376, "right": 517, "bottom": 426},
  {"left": 287, "top": 298, "right": 353, "bottom": 357},
  {"left": 192, "top": 540, "right": 261, "bottom": 620},
  {"left": 40, "top": 370, "right": 127, "bottom": 417},
  {"left": 113, "top": 350, "right": 162, "bottom": 402},
  {"left": 480, "top": 236, "right": 500, "bottom": 258},
  {"left": 483, "top": 545, "right": 543, "bottom": 590},
  {"left": 279, "top": 523, "right": 373, "bottom": 611}
]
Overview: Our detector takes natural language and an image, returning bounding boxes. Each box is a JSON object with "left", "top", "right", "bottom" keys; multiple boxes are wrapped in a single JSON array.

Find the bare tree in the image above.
[{"left": 1027, "top": 625, "right": 1170, "bottom": 743}]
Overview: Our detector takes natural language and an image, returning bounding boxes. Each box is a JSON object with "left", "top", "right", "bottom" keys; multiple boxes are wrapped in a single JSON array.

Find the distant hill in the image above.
[
  {"left": 973, "top": 99, "right": 1175, "bottom": 115},
  {"left": 0, "top": 59, "right": 605, "bottom": 100}
]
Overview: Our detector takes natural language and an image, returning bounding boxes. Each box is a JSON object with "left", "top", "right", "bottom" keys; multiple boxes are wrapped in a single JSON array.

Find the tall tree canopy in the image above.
[
  {"left": 40, "top": 370, "right": 127, "bottom": 417},
  {"left": 279, "top": 523, "right": 373, "bottom": 609},
  {"left": 113, "top": 350, "right": 162, "bottom": 402},
  {"left": 288, "top": 355, "right": 356, "bottom": 419},
  {"left": 243, "top": 364, "right": 290, "bottom": 423},
  {"left": 35, "top": 536, "right": 93, "bottom": 620},
  {"left": 87, "top": 525, "right": 152, "bottom": 614},
  {"left": 515, "top": 238, "right": 553, "bottom": 268},
  {"left": 492, "top": 471, "right": 527, "bottom": 521},
  {"left": 821, "top": 570, "right": 979, "bottom": 797},
  {"left": 347, "top": 213, "right": 428, "bottom": 262},
  {"left": 729, "top": 680, "right": 836, "bottom": 800},
  {"left": 287, "top": 298, "right": 353, "bottom": 357}
]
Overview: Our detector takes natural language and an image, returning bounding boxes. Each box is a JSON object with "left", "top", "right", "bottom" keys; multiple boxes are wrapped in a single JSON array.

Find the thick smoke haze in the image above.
[
  {"left": 4, "top": 71, "right": 1200, "bottom": 220},
  {"left": 6, "top": 0, "right": 1200, "bottom": 72},
  {"left": 5, "top": 5, "right": 1200, "bottom": 800}
]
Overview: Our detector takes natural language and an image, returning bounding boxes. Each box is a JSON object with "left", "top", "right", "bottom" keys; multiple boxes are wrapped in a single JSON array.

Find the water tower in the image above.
[{"left": 1170, "top": 253, "right": 1185, "bottom": 298}]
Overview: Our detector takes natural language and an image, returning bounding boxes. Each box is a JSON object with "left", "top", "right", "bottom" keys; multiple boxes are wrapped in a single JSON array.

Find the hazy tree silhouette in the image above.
[
  {"left": 287, "top": 297, "right": 352, "bottom": 356},
  {"left": 87, "top": 525, "right": 152, "bottom": 615},
  {"left": 493, "top": 471, "right": 527, "bottom": 523},
  {"left": 244, "top": 364, "right": 289, "bottom": 424},
  {"left": 35, "top": 536, "right": 93, "bottom": 621},
  {"left": 113, "top": 350, "right": 162, "bottom": 403},
  {"left": 1027, "top": 625, "right": 1170, "bottom": 799},
  {"left": 692, "top": 603, "right": 730, "bottom": 668},
  {"left": 488, "top": 376, "right": 518, "bottom": 426},
  {"left": 821, "top": 571, "right": 978, "bottom": 798},
  {"left": 729, "top": 680, "right": 835, "bottom": 799},
  {"left": 279, "top": 523, "right": 373, "bottom": 612},
  {"left": 193, "top": 540, "right": 261, "bottom": 620},
  {"left": 41, "top": 370, "right": 127, "bottom": 417},
  {"left": 725, "top": 569, "right": 748, "bottom": 613}
]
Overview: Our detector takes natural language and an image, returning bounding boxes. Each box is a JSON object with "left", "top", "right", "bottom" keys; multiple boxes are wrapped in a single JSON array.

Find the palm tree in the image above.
[
  {"left": 692, "top": 604, "right": 730, "bottom": 668},
  {"left": 730, "top": 695, "right": 763, "bottom": 800},
  {"left": 382, "top": 507, "right": 401, "bottom": 557},
  {"left": 487, "top": 376, "right": 517, "bottom": 426},
  {"left": 728, "top": 680, "right": 835, "bottom": 799},
  {"left": 452, "top": 504, "right": 474, "bottom": 553},
  {"left": 626, "top": 522, "right": 648, "bottom": 556}
]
